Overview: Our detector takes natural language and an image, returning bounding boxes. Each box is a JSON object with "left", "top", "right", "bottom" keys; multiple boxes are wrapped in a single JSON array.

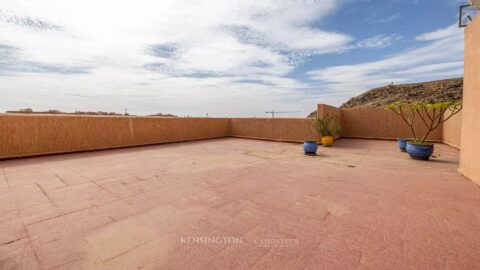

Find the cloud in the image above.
[
  {"left": 355, "top": 34, "right": 402, "bottom": 49},
  {"left": 0, "top": 0, "right": 354, "bottom": 116},
  {"left": 307, "top": 24, "right": 464, "bottom": 105},
  {"left": 0, "top": 1, "right": 466, "bottom": 116},
  {"left": 0, "top": 43, "right": 89, "bottom": 75},
  {"left": 415, "top": 24, "right": 459, "bottom": 41},
  {"left": 0, "top": 9, "right": 63, "bottom": 31},
  {"left": 0, "top": 0, "right": 351, "bottom": 76},
  {"left": 377, "top": 13, "right": 401, "bottom": 24}
]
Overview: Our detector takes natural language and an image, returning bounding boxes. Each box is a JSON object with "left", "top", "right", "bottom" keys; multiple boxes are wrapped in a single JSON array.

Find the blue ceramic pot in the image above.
[
  {"left": 406, "top": 142, "right": 434, "bottom": 160},
  {"left": 397, "top": 138, "right": 411, "bottom": 152},
  {"left": 303, "top": 141, "right": 318, "bottom": 155}
]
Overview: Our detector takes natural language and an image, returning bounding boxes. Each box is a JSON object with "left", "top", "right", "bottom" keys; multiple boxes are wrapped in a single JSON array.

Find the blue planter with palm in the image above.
[{"left": 406, "top": 142, "right": 434, "bottom": 160}]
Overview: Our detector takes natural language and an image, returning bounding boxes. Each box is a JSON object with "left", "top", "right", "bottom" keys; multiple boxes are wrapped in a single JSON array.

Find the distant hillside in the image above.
[
  {"left": 341, "top": 78, "right": 463, "bottom": 108},
  {"left": 6, "top": 108, "right": 126, "bottom": 116},
  {"left": 5, "top": 108, "right": 178, "bottom": 117},
  {"left": 149, "top": 113, "right": 178, "bottom": 117},
  {"left": 308, "top": 77, "right": 463, "bottom": 117}
]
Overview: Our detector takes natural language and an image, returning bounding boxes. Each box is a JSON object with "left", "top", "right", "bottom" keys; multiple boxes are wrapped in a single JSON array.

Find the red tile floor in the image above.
[{"left": 1, "top": 138, "right": 479, "bottom": 269}]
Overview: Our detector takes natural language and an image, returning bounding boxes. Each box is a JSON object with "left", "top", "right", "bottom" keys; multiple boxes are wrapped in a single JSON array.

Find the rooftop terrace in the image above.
[{"left": 1, "top": 138, "right": 479, "bottom": 269}]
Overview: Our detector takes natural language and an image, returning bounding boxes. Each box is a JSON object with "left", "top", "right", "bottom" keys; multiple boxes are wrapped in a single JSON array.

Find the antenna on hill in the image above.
[{"left": 265, "top": 110, "right": 300, "bottom": 119}]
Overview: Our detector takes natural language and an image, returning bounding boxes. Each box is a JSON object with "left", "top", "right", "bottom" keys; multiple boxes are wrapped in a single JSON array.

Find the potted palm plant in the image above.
[
  {"left": 311, "top": 114, "right": 343, "bottom": 147},
  {"left": 386, "top": 101, "right": 462, "bottom": 160}
]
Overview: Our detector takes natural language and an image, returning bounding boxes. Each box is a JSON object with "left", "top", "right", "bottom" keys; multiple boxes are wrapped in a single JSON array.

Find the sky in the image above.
[{"left": 0, "top": 0, "right": 466, "bottom": 117}]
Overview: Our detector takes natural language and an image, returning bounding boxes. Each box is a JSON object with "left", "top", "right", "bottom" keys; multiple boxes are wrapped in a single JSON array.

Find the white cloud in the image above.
[
  {"left": 355, "top": 34, "right": 402, "bottom": 49},
  {"left": 0, "top": 2, "right": 466, "bottom": 116},
  {"left": 377, "top": 13, "right": 401, "bottom": 24},
  {"left": 0, "top": 0, "right": 354, "bottom": 116},
  {"left": 415, "top": 24, "right": 458, "bottom": 41},
  {"left": 0, "top": 1, "right": 351, "bottom": 74},
  {"left": 307, "top": 24, "right": 464, "bottom": 106}
]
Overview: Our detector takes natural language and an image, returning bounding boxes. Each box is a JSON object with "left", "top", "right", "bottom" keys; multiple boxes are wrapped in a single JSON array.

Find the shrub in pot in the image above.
[
  {"left": 311, "top": 114, "right": 343, "bottom": 147},
  {"left": 386, "top": 101, "right": 462, "bottom": 160}
]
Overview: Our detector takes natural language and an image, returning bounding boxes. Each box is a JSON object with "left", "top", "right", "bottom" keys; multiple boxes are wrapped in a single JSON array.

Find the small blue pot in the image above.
[
  {"left": 303, "top": 141, "right": 318, "bottom": 155},
  {"left": 406, "top": 142, "right": 434, "bottom": 160},
  {"left": 397, "top": 138, "right": 411, "bottom": 152}
]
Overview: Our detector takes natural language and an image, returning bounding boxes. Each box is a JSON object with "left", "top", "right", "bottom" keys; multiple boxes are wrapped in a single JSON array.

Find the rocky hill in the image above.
[
  {"left": 308, "top": 77, "right": 463, "bottom": 117},
  {"left": 341, "top": 77, "right": 463, "bottom": 108}
]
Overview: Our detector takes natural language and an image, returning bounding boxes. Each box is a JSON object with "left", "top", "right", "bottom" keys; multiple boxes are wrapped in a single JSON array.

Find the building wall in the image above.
[
  {"left": 442, "top": 111, "right": 462, "bottom": 149},
  {"left": 230, "top": 118, "right": 318, "bottom": 143},
  {"left": 459, "top": 17, "right": 480, "bottom": 184},
  {"left": 0, "top": 115, "right": 230, "bottom": 159}
]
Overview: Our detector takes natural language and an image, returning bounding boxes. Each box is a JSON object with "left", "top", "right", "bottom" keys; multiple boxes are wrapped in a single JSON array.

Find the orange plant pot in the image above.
[{"left": 321, "top": 136, "right": 334, "bottom": 147}]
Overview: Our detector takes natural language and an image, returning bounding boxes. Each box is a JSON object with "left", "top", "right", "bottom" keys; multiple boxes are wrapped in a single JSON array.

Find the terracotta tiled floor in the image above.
[{"left": 1, "top": 138, "right": 480, "bottom": 269}]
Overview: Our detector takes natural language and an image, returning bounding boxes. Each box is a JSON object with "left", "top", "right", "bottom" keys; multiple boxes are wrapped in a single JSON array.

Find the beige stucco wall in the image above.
[
  {"left": 343, "top": 108, "right": 443, "bottom": 141},
  {"left": 317, "top": 104, "right": 342, "bottom": 120},
  {"left": 442, "top": 111, "right": 462, "bottom": 149},
  {"left": 459, "top": 17, "right": 480, "bottom": 184},
  {"left": 323, "top": 106, "right": 444, "bottom": 142},
  {"left": 0, "top": 114, "right": 230, "bottom": 159},
  {"left": 316, "top": 104, "right": 342, "bottom": 139},
  {"left": 230, "top": 118, "right": 318, "bottom": 143},
  {"left": 0, "top": 103, "right": 466, "bottom": 159}
]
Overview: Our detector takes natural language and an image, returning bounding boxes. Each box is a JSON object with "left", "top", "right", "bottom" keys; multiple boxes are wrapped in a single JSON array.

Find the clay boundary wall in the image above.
[
  {"left": 230, "top": 118, "right": 317, "bottom": 143},
  {"left": 0, "top": 114, "right": 230, "bottom": 159},
  {"left": 0, "top": 104, "right": 463, "bottom": 159}
]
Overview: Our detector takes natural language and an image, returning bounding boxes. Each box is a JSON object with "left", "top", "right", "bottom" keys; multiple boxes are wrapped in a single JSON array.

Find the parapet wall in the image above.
[
  {"left": 340, "top": 107, "right": 444, "bottom": 142},
  {"left": 316, "top": 104, "right": 461, "bottom": 145},
  {"left": 0, "top": 115, "right": 230, "bottom": 159},
  {"left": 0, "top": 105, "right": 463, "bottom": 159},
  {"left": 0, "top": 116, "right": 317, "bottom": 159},
  {"left": 230, "top": 118, "right": 317, "bottom": 143}
]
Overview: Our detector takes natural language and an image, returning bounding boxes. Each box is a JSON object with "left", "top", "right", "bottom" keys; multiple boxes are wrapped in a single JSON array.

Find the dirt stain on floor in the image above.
[{"left": 244, "top": 149, "right": 305, "bottom": 160}]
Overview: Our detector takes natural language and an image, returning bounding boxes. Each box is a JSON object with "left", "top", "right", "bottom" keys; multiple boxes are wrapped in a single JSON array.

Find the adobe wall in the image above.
[
  {"left": 230, "top": 118, "right": 318, "bottom": 143},
  {"left": 0, "top": 115, "right": 230, "bottom": 159}
]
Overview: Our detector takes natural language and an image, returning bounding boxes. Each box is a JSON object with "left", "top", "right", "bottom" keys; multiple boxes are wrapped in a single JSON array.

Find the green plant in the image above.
[
  {"left": 311, "top": 114, "right": 343, "bottom": 137},
  {"left": 386, "top": 100, "right": 463, "bottom": 143}
]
